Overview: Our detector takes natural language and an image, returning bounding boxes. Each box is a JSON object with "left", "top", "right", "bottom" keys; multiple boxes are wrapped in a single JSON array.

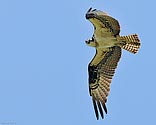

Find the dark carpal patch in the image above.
[{"left": 88, "top": 65, "right": 98, "bottom": 83}]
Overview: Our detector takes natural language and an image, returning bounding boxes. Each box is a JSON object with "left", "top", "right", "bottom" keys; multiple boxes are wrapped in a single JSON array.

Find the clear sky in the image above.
[{"left": 0, "top": 0, "right": 155, "bottom": 125}]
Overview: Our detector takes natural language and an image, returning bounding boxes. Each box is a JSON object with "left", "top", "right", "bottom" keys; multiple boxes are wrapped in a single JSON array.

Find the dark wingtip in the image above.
[
  {"left": 96, "top": 116, "right": 99, "bottom": 120},
  {"left": 103, "top": 103, "right": 108, "bottom": 114},
  {"left": 92, "top": 99, "right": 99, "bottom": 120},
  {"left": 97, "top": 101, "right": 104, "bottom": 119}
]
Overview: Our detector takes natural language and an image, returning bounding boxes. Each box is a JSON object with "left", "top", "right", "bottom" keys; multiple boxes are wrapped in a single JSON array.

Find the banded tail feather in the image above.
[{"left": 120, "top": 34, "right": 141, "bottom": 54}]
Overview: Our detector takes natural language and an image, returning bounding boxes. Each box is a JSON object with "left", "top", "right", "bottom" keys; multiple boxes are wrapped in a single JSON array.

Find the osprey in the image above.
[{"left": 85, "top": 8, "right": 140, "bottom": 120}]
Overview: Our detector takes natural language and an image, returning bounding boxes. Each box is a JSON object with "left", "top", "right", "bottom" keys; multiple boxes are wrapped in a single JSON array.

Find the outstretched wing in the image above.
[{"left": 88, "top": 46, "right": 121, "bottom": 120}]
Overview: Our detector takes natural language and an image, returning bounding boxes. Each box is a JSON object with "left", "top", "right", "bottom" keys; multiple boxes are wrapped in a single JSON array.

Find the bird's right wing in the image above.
[{"left": 88, "top": 46, "right": 121, "bottom": 119}]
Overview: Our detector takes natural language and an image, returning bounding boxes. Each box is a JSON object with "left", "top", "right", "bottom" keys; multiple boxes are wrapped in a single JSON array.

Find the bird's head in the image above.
[
  {"left": 85, "top": 8, "right": 108, "bottom": 27},
  {"left": 86, "top": 8, "right": 108, "bottom": 19}
]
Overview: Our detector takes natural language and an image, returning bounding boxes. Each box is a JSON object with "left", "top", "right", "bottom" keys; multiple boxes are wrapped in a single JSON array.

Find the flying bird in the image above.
[{"left": 85, "top": 8, "right": 140, "bottom": 120}]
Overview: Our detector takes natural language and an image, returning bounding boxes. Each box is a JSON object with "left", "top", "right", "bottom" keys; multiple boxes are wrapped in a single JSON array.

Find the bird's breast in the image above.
[{"left": 95, "top": 37, "right": 117, "bottom": 48}]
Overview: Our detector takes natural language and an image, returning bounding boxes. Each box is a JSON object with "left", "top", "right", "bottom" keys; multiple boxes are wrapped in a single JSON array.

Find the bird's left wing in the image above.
[
  {"left": 91, "top": 14, "right": 120, "bottom": 37},
  {"left": 88, "top": 46, "right": 121, "bottom": 119}
]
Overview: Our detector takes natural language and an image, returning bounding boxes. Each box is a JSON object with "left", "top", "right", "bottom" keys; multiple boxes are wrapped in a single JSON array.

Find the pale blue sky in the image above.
[{"left": 0, "top": 0, "right": 155, "bottom": 125}]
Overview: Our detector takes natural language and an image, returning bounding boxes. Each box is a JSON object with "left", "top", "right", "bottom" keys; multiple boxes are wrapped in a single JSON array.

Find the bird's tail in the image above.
[{"left": 120, "top": 34, "right": 141, "bottom": 54}]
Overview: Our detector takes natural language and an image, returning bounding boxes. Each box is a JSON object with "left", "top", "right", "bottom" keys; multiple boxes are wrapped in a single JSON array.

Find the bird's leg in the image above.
[
  {"left": 85, "top": 36, "right": 94, "bottom": 44},
  {"left": 85, "top": 36, "right": 97, "bottom": 47}
]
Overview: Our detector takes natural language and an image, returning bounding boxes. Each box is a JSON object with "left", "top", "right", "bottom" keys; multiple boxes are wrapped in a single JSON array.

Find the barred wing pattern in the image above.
[
  {"left": 93, "top": 14, "right": 120, "bottom": 37},
  {"left": 88, "top": 46, "right": 121, "bottom": 119},
  {"left": 99, "top": 15, "right": 120, "bottom": 36}
]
